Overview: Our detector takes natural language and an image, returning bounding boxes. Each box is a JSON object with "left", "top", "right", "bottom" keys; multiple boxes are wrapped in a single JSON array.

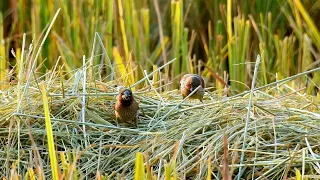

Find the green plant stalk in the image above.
[
  {"left": 281, "top": 38, "right": 287, "bottom": 78},
  {"left": 2, "top": 0, "right": 320, "bottom": 95},
  {"left": 118, "top": 0, "right": 129, "bottom": 61},
  {"left": 259, "top": 43, "right": 268, "bottom": 85},
  {"left": 267, "top": 12, "right": 275, "bottom": 76},
  {"left": 171, "top": 0, "right": 182, "bottom": 87},
  {"left": 0, "top": 12, "right": 5, "bottom": 90},
  {"left": 295, "top": 15, "right": 303, "bottom": 76},
  {"left": 134, "top": 152, "right": 146, "bottom": 180},
  {"left": 288, "top": 36, "right": 296, "bottom": 77},
  {"left": 90, "top": 16, "right": 99, "bottom": 66},
  {"left": 181, "top": 28, "right": 188, "bottom": 74},
  {"left": 294, "top": 0, "right": 320, "bottom": 50},
  {"left": 59, "top": 0, "right": 71, "bottom": 43},
  {"left": 124, "top": 0, "right": 133, "bottom": 51},
  {"left": 232, "top": 16, "right": 247, "bottom": 92},
  {"left": 140, "top": 8, "right": 151, "bottom": 88},
  {"left": 208, "top": 21, "right": 215, "bottom": 71},
  {"left": 106, "top": 0, "right": 114, "bottom": 72},
  {"left": 18, "top": 0, "right": 25, "bottom": 33},
  {"left": 132, "top": 9, "right": 140, "bottom": 58},
  {"left": 71, "top": 1, "right": 80, "bottom": 69},
  {"left": 241, "top": 20, "right": 251, "bottom": 84},
  {"left": 40, "top": 82, "right": 59, "bottom": 180},
  {"left": 259, "top": 13, "right": 268, "bottom": 85},
  {"left": 43, "top": 0, "right": 53, "bottom": 73},
  {"left": 301, "top": 37, "right": 312, "bottom": 73},
  {"left": 142, "top": 8, "right": 150, "bottom": 56},
  {"left": 132, "top": 9, "right": 142, "bottom": 87},
  {"left": 165, "top": 163, "right": 171, "bottom": 180},
  {"left": 227, "top": 0, "right": 235, "bottom": 90},
  {"left": 216, "top": 20, "right": 227, "bottom": 74},
  {"left": 89, "top": 18, "right": 96, "bottom": 57},
  {"left": 201, "top": 27, "right": 213, "bottom": 77},
  {"left": 32, "top": 0, "right": 39, "bottom": 63}
]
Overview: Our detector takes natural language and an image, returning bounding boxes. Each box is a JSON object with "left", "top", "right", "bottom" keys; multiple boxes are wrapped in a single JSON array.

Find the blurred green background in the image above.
[{"left": 1, "top": 0, "right": 320, "bottom": 94}]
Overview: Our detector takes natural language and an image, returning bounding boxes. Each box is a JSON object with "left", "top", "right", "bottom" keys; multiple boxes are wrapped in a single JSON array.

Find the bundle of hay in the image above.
[{"left": 1, "top": 66, "right": 320, "bottom": 179}]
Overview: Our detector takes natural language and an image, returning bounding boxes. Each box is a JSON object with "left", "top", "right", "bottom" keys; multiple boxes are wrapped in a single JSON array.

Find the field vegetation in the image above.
[{"left": 0, "top": 0, "right": 320, "bottom": 179}]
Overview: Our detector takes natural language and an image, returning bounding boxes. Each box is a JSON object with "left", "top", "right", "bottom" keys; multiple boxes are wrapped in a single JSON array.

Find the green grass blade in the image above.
[
  {"left": 134, "top": 152, "right": 146, "bottom": 180},
  {"left": 40, "top": 81, "right": 59, "bottom": 180}
]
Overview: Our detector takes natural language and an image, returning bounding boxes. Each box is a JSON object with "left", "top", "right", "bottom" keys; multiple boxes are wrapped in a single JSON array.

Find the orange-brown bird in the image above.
[
  {"left": 114, "top": 88, "right": 139, "bottom": 126},
  {"left": 180, "top": 74, "right": 205, "bottom": 102}
]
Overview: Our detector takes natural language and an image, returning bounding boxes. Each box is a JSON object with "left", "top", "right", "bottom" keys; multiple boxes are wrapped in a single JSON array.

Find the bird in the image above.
[
  {"left": 114, "top": 88, "right": 139, "bottom": 126},
  {"left": 180, "top": 74, "right": 205, "bottom": 102}
]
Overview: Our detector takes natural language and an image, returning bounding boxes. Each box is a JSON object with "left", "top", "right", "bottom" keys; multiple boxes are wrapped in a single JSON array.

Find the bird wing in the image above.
[{"left": 133, "top": 99, "right": 139, "bottom": 111}]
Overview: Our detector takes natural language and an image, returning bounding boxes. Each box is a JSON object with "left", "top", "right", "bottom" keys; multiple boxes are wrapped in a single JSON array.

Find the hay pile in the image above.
[{"left": 1, "top": 70, "right": 320, "bottom": 179}]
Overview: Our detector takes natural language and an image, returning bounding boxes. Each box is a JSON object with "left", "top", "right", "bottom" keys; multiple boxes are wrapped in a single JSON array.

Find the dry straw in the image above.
[{"left": 3, "top": 56, "right": 320, "bottom": 178}]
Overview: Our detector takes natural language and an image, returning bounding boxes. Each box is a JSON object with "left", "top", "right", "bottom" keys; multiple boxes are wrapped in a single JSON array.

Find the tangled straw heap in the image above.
[{"left": 1, "top": 67, "right": 320, "bottom": 179}]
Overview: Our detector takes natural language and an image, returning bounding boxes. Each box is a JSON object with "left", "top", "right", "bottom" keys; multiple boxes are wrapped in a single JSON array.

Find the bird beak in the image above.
[{"left": 189, "top": 87, "right": 194, "bottom": 92}]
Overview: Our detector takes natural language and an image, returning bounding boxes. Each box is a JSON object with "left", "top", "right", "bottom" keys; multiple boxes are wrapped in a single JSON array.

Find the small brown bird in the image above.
[
  {"left": 114, "top": 88, "right": 139, "bottom": 126},
  {"left": 180, "top": 74, "right": 205, "bottom": 102}
]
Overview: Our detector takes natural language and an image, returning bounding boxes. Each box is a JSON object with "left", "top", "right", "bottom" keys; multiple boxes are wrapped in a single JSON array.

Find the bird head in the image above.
[
  {"left": 121, "top": 89, "right": 132, "bottom": 101},
  {"left": 185, "top": 77, "right": 202, "bottom": 92}
]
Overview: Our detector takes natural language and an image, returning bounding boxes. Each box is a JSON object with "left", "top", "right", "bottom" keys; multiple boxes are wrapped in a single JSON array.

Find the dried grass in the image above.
[{"left": 1, "top": 63, "right": 320, "bottom": 179}]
